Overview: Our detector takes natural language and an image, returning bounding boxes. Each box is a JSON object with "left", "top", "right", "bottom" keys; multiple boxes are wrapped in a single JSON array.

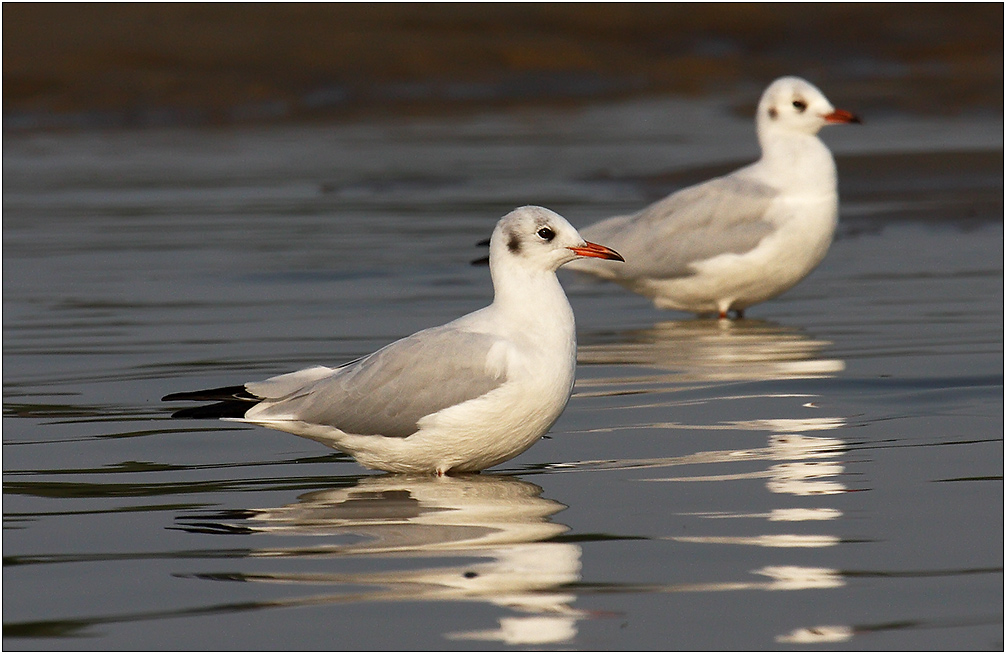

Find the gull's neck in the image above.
[
  {"left": 754, "top": 127, "right": 838, "bottom": 193},
  {"left": 488, "top": 260, "right": 576, "bottom": 345}
]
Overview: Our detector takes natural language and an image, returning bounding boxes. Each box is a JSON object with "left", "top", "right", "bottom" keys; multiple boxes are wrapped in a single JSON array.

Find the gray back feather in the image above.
[
  {"left": 583, "top": 174, "right": 778, "bottom": 279},
  {"left": 250, "top": 326, "right": 507, "bottom": 438}
]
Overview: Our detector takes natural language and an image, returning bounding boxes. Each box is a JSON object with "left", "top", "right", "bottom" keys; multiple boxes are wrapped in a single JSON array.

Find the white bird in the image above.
[
  {"left": 164, "top": 206, "right": 623, "bottom": 476},
  {"left": 565, "top": 76, "right": 860, "bottom": 319}
]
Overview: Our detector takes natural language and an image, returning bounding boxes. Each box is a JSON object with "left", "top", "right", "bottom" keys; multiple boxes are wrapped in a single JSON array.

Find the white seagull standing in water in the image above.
[
  {"left": 164, "top": 206, "right": 623, "bottom": 476},
  {"left": 565, "top": 76, "right": 860, "bottom": 319}
]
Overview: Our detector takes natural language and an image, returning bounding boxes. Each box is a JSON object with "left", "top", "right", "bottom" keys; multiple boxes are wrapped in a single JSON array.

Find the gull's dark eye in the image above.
[
  {"left": 537, "top": 227, "right": 555, "bottom": 242},
  {"left": 792, "top": 99, "right": 807, "bottom": 113}
]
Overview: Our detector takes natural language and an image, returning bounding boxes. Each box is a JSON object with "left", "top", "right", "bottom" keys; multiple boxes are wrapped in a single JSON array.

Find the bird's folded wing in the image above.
[
  {"left": 245, "top": 327, "right": 508, "bottom": 438},
  {"left": 584, "top": 174, "right": 779, "bottom": 279}
]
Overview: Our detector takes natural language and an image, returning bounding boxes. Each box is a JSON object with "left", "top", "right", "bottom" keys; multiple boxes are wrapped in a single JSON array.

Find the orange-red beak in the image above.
[
  {"left": 824, "top": 108, "right": 862, "bottom": 124},
  {"left": 568, "top": 241, "right": 624, "bottom": 262}
]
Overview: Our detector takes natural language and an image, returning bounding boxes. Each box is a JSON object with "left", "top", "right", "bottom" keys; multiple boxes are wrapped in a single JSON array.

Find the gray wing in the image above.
[
  {"left": 246, "top": 326, "right": 507, "bottom": 438},
  {"left": 580, "top": 173, "right": 779, "bottom": 279}
]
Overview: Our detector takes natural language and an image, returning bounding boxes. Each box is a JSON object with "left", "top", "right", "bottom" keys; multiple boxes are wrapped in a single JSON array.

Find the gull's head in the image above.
[
  {"left": 489, "top": 205, "right": 623, "bottom": 274},
  {"left": 756, "top": 76, "right": 861, "bottom": 138}
]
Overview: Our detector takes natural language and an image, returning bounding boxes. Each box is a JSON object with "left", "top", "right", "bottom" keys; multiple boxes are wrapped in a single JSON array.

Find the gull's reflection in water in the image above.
[
  {"left": 179, "top": 474, "right": 584, "bottom": 646},
  {"left": 570, "top": 317, "right": 850, "bottom": 499},
  {"left": 577, "top": 318, "right": 844, "bottom": 387},
  {"left": 570, "top": 318, "right": 855, "bottom": 643},
  {"left": 631, "top": 418, "right": 854, "bottom": 643}
]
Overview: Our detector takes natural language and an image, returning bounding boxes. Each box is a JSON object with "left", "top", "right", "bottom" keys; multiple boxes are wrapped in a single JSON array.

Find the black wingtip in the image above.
[
  {"left": 163, "top": 384, "right": 260, "bottom": 419},
  {"left": 170, "top": 401, "right": 252, "bottom": 419},
  {"left": 162, "top": 385, "right": 256, "bottom": 403},
  {"left": 470, "top": 237, "right": 491, "bottom": 266}
]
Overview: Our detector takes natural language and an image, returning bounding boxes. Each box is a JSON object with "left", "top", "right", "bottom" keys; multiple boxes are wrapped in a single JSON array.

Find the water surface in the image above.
[{"left": 3, "top": 94, "right": 1003, "bottom": 649}]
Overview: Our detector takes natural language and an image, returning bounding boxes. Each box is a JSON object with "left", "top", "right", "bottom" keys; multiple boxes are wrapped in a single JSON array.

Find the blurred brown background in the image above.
[{"left": 4, "top": 3, "right": 1002, "bottom": 129}]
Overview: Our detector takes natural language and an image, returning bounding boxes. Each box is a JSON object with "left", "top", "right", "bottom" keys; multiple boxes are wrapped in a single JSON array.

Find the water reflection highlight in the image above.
[
  {"left": 578, "top": 318, "right": 844, "bottom": 388},
  {"left": 177, "top": 473, "right": 586, "bottom": 645}
]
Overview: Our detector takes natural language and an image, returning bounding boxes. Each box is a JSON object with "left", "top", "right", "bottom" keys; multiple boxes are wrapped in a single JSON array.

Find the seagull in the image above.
[
  {"left": 163, "top": 206, "right": 623, "bottom": 476},
  {"left": 565, "top": 76, "right": 860, "bottom": 319}
]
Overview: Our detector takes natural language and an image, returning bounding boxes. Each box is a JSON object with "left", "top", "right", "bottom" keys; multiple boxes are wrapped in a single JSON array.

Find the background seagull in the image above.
[
  {"left": 565, "top": 76, "right": 860, "bottom": 319},
  {"left": 164, "top": 206, "right": 623, "bottom": 475}
]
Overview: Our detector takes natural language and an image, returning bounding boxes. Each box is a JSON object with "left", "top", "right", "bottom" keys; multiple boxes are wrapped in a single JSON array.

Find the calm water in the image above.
[{"left": 3, "top": 94, "right": 1003, "bottom": 650}]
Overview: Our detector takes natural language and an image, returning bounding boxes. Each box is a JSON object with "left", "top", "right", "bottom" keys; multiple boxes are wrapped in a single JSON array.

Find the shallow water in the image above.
[{"left": 3, "top": 95, "right": 1003, "bottom": 649}]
